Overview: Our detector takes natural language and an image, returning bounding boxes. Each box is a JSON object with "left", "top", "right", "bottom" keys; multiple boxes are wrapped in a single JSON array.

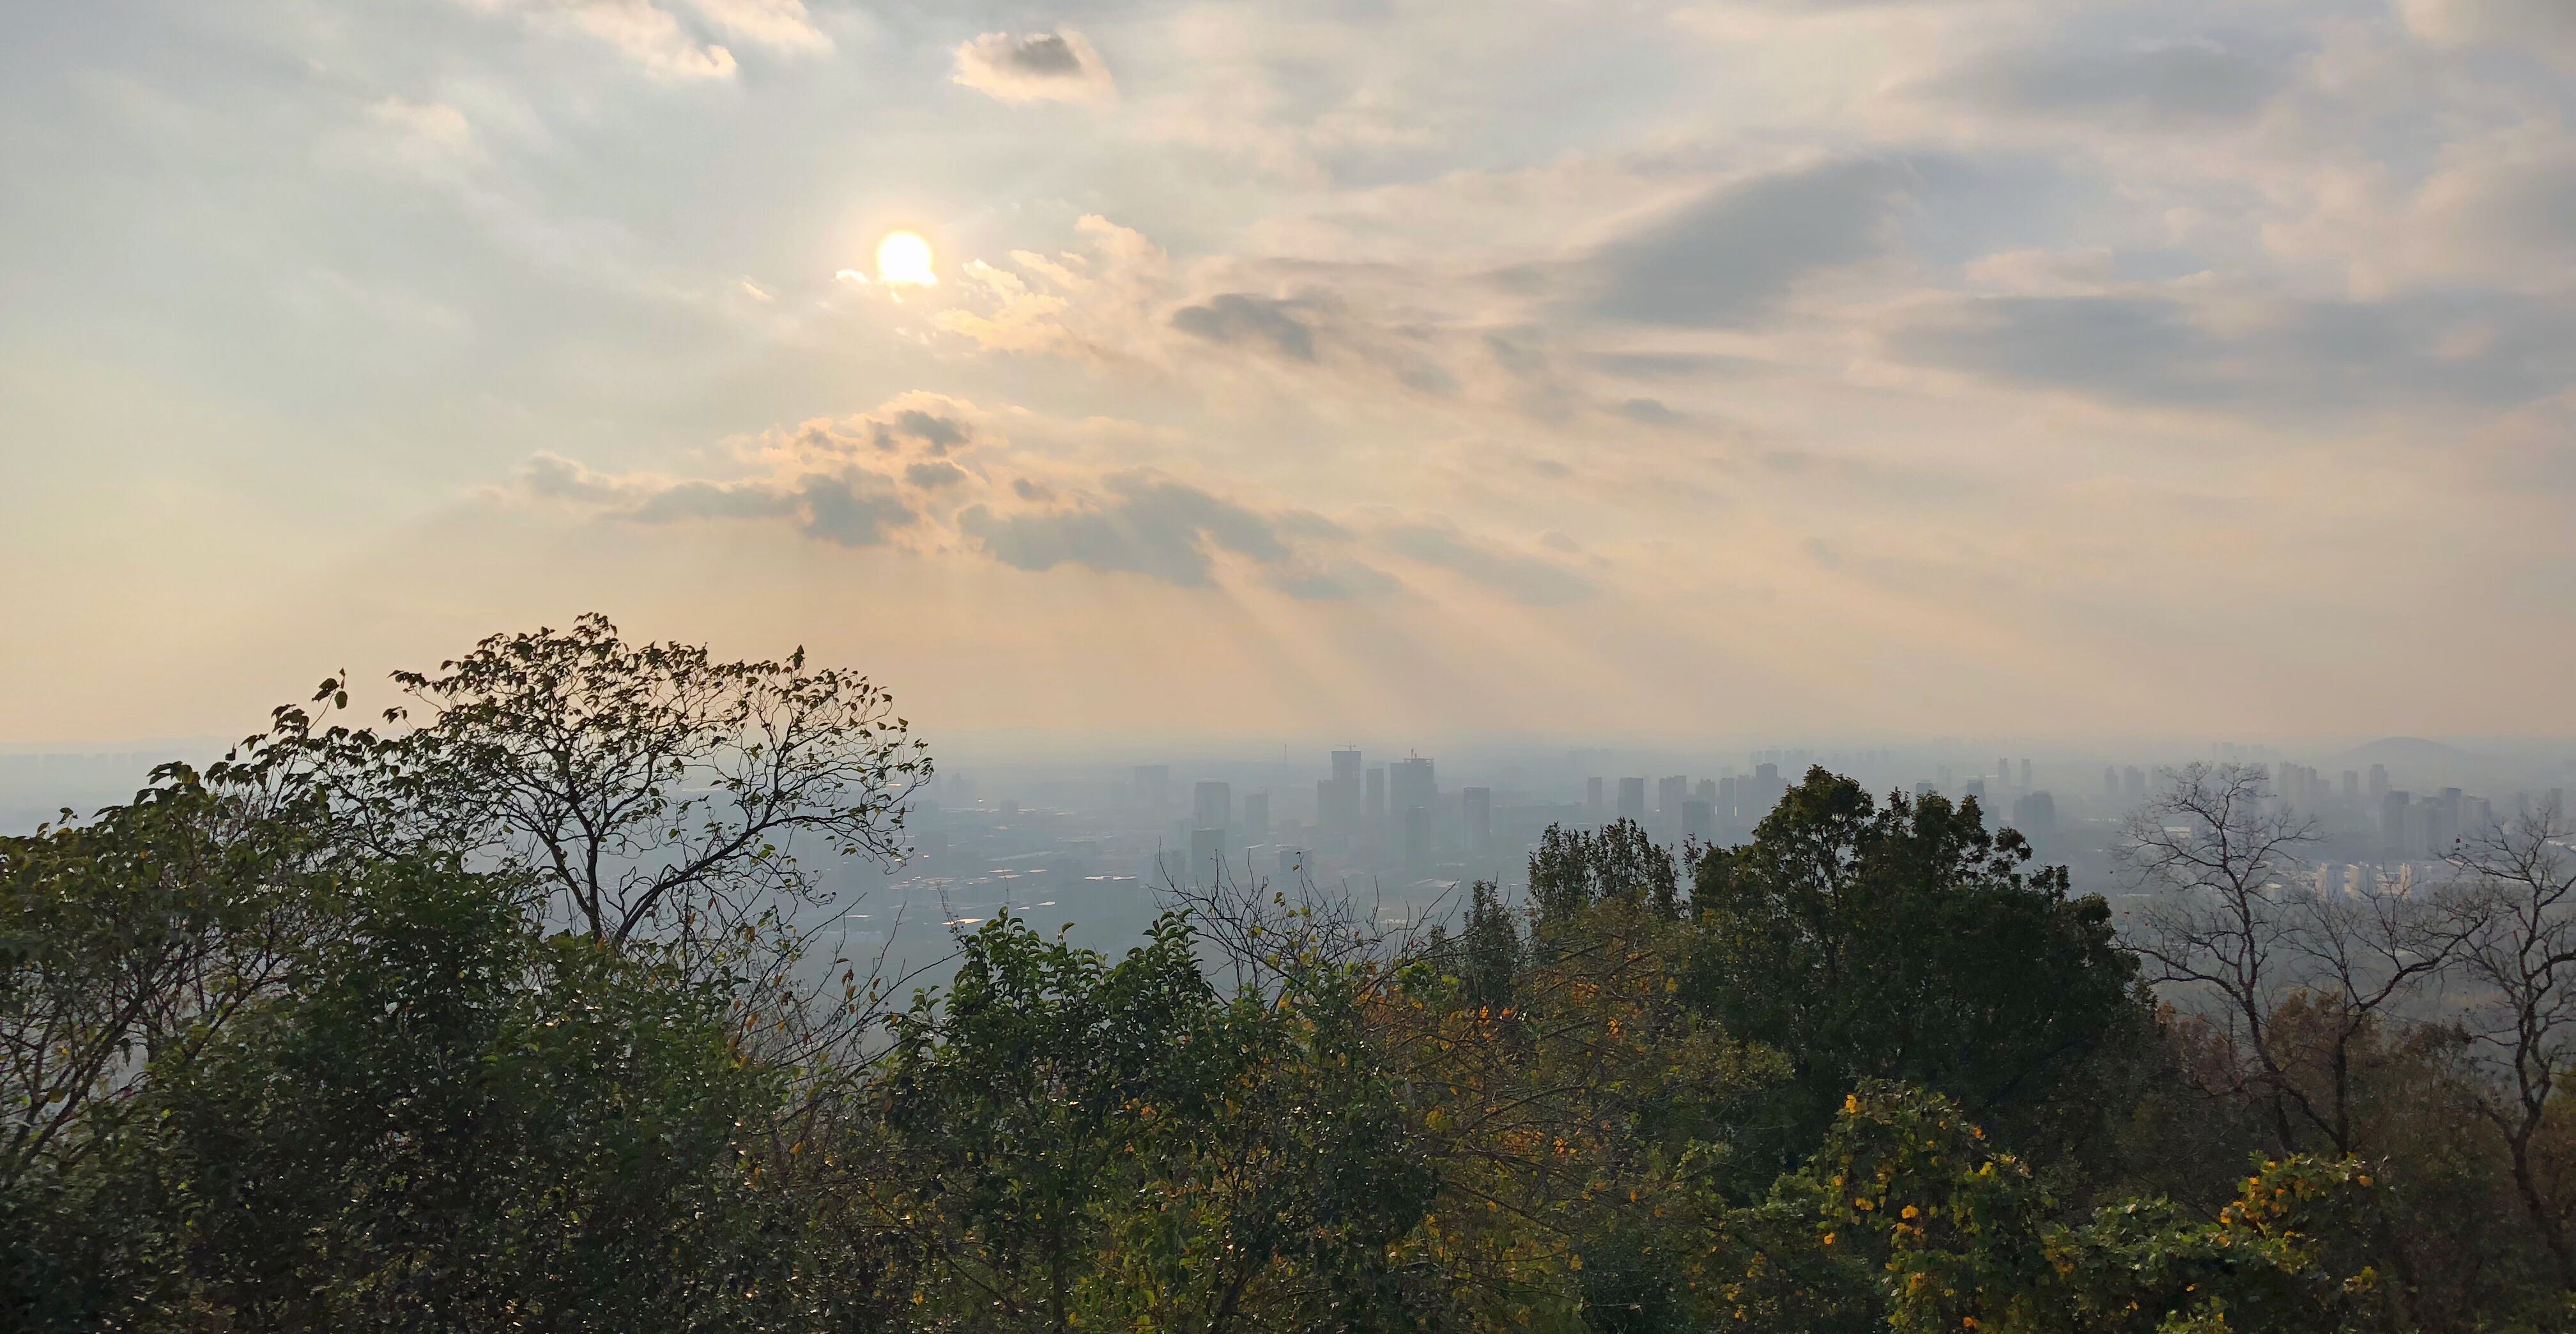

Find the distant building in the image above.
[
  {"left": 2011, "top": 792, "right": 2057, "bottom": 848},
  {"left": 1366, "top": 766, "right": 1387, "bottom": 828},
  {"left": 1391, "top": 756, "right": 1436, "bottom": 827},
  {"left": 1585, "top": 776, "right": 1605, "bottom": 822},
  {"left": 1463, "top": 786, "right": 1492, "bottom": 854},
  {"left": 1188, "top": 825, "right": 1225, "bottom": 889},
  {"left": 1682, "top": 799, "right": 1713, "bottom": 843},
  {"left": 1193, "top": 780, "right": 1232, "bottom": 834},
  {"left": 1616, "top": 777, "right": 1646, "bottom": 822},
  {"left": 1403, "top": 805, "right": 1430, "bottom": 868},
  {"left": 1242, "top": 791, "right": 1269, "bottom": 841},
  {"left": 1133, "top": 764, "right": 1170, "bottom": 808},
  {"left": 1657, "top": 774, "right": 1688, "bottom": 816}
]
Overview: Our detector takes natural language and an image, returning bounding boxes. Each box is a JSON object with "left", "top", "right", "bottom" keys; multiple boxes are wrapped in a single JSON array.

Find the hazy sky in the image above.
[{"left": 3, "top": 0, "right": 2572, "bottom": 746}]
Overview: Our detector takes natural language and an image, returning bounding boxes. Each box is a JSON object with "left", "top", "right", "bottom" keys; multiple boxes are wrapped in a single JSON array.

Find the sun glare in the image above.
[{"left": 876, "top": 231, "right": 937, "bottom": 286}]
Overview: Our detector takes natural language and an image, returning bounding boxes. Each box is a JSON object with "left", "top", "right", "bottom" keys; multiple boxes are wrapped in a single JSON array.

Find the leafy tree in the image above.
[
  {"left": 1, "top": 762, "right": 342, "bottom": 1192},
  {"left": 46, "top": 856, "right": 801, "bottom": 1333},
  {"left": 1779, "top": 1084, "right": 2396, "bottom": 1333},
  {"left": 871, "top": 913, "right": 1432, "bottom": 1332},
  {"left": 1685, "top": 768, "right": 2142, "bottom": 1174}
]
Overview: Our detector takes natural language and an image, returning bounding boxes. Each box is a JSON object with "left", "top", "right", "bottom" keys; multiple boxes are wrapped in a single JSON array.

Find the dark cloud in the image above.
[
  {"left": 869, "top": 408, "right": 972, "bottom": 454},
  {"left": 904, "top": 459, "right": 969, "bottom": 489},
  {"left": 793, "top": 475, "right": 915, "bottom": 546},
  {"left": 1586, "top": 160, "right": 1912, "bottom": 327},
  {"left": 1941, "top": 39, "right": 2287, "bottom": 123},
  {"left": 1611, "top": 397, "right": 1685, "bottom": 425},
  {"left": 1010, "top": 477, "right": 1055, "bottom": 502},
  {"left": 1382, "top": 525, "right": 1593, "bottom": 605},
  {"left": 1170, "top": 293, "right": 1319, "bottom": 360},
  {"left": 1889, "top": 291, "right": 2576, "bottom": 410},
  {"left": 996, "top": 33, "right": 1081, "bottom": 75},
  {"left": 961, "top": 473, "right": 1295, "bottom": 588}
]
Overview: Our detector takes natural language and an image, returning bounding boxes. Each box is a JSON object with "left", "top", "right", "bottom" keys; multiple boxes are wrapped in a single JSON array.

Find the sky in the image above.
[{"left": 2, "top": 0, "right": 2572, "bottom": 749}]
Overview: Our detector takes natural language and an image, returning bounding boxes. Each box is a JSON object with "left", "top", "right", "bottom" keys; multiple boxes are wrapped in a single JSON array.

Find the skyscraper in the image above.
[
  {"left": 1366, "top": 766, "right": 1386, "bottom": 829},
  {"left": 1616, "top": 777, "right": 1646, "bottom": 822},
  {"left": 2019, "top": 758, "right": 2032, "bottom": 790},
  {"left": 1390, "top": 756, "right": 1436, "bottom": 827},
  {"left": 1682, "top": 799, "right": 1713, "bottom": 843},
  {"left": 1188, "top": 825, "right": 1225, "bottom": 889},
  {"left": 1657, "top": 774, "right": 1687, "bottom": 816},
  {"left": 1585, "top": 776, "right": 1604, "bottom": 822},
  {"left": 1320, "top": 748, "right": 1362, "bottom": 834},
  {"left": 1242, "top": 790, "right": 1269, "bottom": 841},
  {"left": 1193, "top": 780, "right": 1232, "bottom": 833},
  {"left": 1463, "top": 786, "right": 1492, "bottom": 855}
]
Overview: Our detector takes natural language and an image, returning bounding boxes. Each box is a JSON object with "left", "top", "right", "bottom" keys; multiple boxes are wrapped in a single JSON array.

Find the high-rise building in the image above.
[
  {"left": 2122, "top": 766, "right": 2146, "bottom": 800},
  {"left": 1391, "top": 756, "right": 1436, "bottom": 828},
  {"left": 1242, "top": 790, "right": 1269, "bottom": 841},
  {"left": 1694, "top": 778, "right": 1717, "bottom": 804},
  {"left": 1133, "top": 765, "right": 1169, "bottom": 808},
  {"left": 2368, "top": 764, "right": 2389, "bottom": 807},
  {"left": 2382, "top": 790, "right": 2412, "bottom": 853},
  {"left": 2020, "top": 758, "right": 2032, "bottom": 790},
  {"left": 1366, "top": 766, "right": 1386, "bottom": 827},
  {"left": 1682, "top": 799, "right": 1713, "bottom": 843},
  {"left": 1616, "top": 777, "right": 1646, "bottom": 822},
  {"left": 1319, "top": 747, "right": 1364, "bottom": 836},
  {"left": 1463, "top": 786, "right": 1492, "bottom": 854},
  {"left": 2011, "top": 790, "right": 2057, "bottom": 841},
  {"left": 1188, "top": 825, "right": 1225, "bottom": 889},
  {"left": 1657, "top": 774, "right": 1688, "bottom": 816},
  {"left": 1585, "top": 776, "right": 1605, "bottom": 822},
  {"left": 1403, "top": 805, "right": 1430, "bottom": 869},
  {"left": 1193, "top": 780, "right": 1232, "bottom": 833},
  {"left": 2104, "top": 766, "right": 2119, "bottom": 800}
]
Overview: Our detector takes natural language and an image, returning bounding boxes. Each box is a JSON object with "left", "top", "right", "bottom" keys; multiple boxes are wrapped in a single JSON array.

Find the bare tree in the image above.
[
  {"left": 357, "top": 614, "right": 931, "bottom": 951},
  {"left": 2122, "top": 762, "right": 2458, "bottom": 1156},
  {"left": 2446, "top": 798, "right": 2576, "bottom": 1290}
]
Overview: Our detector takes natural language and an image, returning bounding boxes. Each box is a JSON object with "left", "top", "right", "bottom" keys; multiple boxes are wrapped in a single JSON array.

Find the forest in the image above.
[{"left": 6, "top": 617, "right": 2573, "bottom": 1332}]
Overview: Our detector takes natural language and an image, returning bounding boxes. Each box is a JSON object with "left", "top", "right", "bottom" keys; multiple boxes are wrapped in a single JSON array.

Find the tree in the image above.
[
  {"left": 1685, "top": 768, "right": 2140, "bottom": 1174},
  {"left": 1775, "top": 1083, "right": 2396, "bottom": 1333},
  {"left": 1529, "top": 820, "right": 1678, "bottom": 926},
  {"left": 334, "top": 613, "right": 930, "bottom": 951},
  {"left": 2124, "top": 763, "right": 2460, "bottom": 1158},
  {"left": 2446, "top": 798, "right": 2576, "bottom": 1291},
  {"left": 870, "top": 913, "right": 1431, "bottom": 1332},
  {"left": 0, "top": 764, "right": 339, "bottom": 1193},
  {"left": 12, "top": 855, "right": 802, "bottom": 1334}
]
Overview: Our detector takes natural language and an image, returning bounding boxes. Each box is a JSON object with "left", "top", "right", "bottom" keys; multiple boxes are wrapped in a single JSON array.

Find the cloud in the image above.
[
  {"left": 361, "top": 98, "right": 480, "bottom": 178},
  {"left": 2402, "top": 0, "right": 2576, "bottom": 63},
  {"left": 936, "top": 217, "right": 1168, "bottom": 360},
  {"left": 1886, "top": 288, "right": 2576, "bottom": 410},
  {"left": 452, "top": 0, "right": 822, "bottom": 77},
  {"left": 1380, "top": 525, "right": 1593, "bottom": 605},
  {"left": 1170, "top": 293, "right": 1319, "bottom": 360},
  {"left": 952, "top": 31, "right": 1117, "bottom": 105},
  {"left": 962, "top": 472, "right": 1301, "bottom": 588},
  {"left": 1584, "top": 159, "right": 1912, "bottom": 326},
  {"left": 681, "top": 0, "right": 829, "bottom": 55},
  {"left": 1934, "top": 38, "right": 2288, "bottom": 125},
  {"left": 517, "top": 454, "right": 915, "bottom": 545},
  {"left": 455, "top": 0, "right": 734, "bottom": 79}
]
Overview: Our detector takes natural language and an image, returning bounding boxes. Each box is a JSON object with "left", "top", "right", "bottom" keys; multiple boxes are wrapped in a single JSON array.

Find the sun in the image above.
[{"left": 876, "top": 231, "right": 937, "bottom": 286}]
